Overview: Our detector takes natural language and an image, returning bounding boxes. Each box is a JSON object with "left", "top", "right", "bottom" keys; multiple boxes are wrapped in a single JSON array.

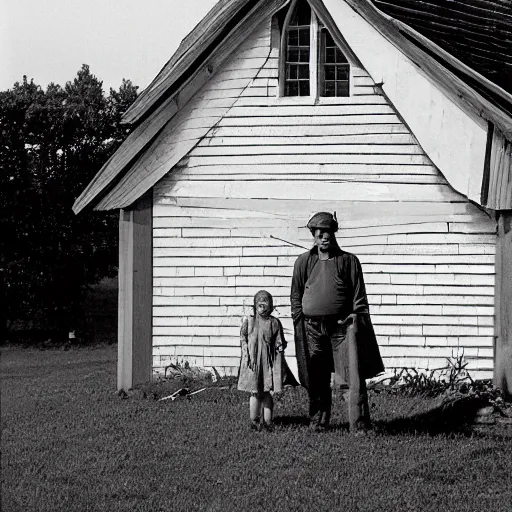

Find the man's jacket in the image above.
[{"left": 290, "top": 245, "right": 384, "bottom": 389}]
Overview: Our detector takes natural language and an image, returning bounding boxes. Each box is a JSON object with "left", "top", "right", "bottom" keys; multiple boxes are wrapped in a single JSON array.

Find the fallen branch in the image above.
[
  {"left": 159, "top": 388, "right": 189, "bottom": 402},
  {"left": 189, "top": 388, "right": 206, "bottom": 396},
  {"left": 159, "top": 387, "right": 206, "bottom": 402}
]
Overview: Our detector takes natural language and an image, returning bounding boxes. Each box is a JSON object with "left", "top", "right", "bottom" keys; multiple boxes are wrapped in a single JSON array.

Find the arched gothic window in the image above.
[{"left": 280, "top": 0, "right": 350, "bottom": 98}]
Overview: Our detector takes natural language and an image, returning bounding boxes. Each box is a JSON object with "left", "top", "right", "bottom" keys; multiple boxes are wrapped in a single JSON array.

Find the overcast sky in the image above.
[{"left": 2, "top": 0, "right": 219, "bottom": 93}]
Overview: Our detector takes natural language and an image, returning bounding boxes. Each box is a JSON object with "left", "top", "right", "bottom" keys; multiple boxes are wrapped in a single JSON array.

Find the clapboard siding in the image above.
[
  {"left": 94, "top": 1, "right": 286, "bottom": 211},
  {"left": 151, "top": 19, "right": 496, "bottom": 380},
  {"left": 158, "top": 175, "right": 446, "bottom": 184}
]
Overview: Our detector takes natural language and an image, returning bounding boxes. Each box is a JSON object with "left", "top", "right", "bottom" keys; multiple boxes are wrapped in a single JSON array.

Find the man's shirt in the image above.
[
  {"left": 302, "top": 257, "right": 351, "bottom": 317},
  {"left": 290, "top": 245, "right": 370, "bottom": 323}
]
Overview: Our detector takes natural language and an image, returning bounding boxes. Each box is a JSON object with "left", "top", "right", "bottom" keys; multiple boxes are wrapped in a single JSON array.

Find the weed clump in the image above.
[
  {"left": 375, "top": 354, "right": 506, "bottom": 403},
  {"left": 369, "top": 355, "right": 511, "bottom": 432}
]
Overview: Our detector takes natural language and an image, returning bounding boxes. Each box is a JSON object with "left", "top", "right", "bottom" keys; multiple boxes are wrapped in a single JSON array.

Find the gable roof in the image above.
[
  {"left": 121, "top": 0, "right": 255, "bottom": 127},
  {"left": 373, "top": 0, "right": 512, "bottom": 97},
  {"left": 126, "top": 0, "right": 512, "bottom": 128},
  {"left": 73, "top": 0, "right": 512, "bottom": 214},
  {"left": 73, "top": 0, "right": 291, "bottom": 214}
]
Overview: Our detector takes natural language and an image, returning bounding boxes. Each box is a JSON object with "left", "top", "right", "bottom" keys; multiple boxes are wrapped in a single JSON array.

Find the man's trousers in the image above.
[{"left": 304, "top": 316, "right": 370, "bottom": 430}]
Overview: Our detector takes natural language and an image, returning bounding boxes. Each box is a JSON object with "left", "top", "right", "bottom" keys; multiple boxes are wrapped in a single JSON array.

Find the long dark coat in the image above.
[{"left": 290, "top": 245, "right": 384, "bottom": 389}]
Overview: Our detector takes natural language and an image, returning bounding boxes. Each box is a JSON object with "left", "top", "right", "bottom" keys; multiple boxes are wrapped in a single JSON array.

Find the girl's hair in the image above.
[{"left": 253, "top": 289, "right": 273, "bottom": 314}]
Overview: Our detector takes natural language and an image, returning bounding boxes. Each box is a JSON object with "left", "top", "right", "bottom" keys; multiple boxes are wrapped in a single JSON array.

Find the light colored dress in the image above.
[{"left": 237, "top": 314, "right": 286, "bottom": 394}]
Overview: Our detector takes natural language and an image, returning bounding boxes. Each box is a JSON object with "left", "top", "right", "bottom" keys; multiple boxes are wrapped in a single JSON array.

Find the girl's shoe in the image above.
[
  {"left": 250, "top": 420, "right": 262, "bottom": 432},
  {"left": 308, "top": 421, "right": 328, "bottom": 433}
]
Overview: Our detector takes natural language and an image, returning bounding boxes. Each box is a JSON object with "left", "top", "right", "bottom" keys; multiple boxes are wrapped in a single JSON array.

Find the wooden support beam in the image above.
[
  {"left": 495, "top": 211, "right": 512, "bottom": 396},
  {"left": 486, "top": 127, "right": 512, "bottom": 210},
  {"left": 480, "top": 122, "right": 494, "bottom": 206},
  {"left": 118, "top": 190, "right": 153, "bottom": 391}
]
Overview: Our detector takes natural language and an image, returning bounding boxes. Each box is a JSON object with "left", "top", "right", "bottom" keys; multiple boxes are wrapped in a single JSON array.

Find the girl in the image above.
[{"left": 238, "top": 290, "right": 297, "bottom": 430}]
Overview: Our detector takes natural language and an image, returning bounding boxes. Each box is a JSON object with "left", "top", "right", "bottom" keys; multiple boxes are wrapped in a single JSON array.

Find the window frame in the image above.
[
  {"left": 318, "top": 23, "right": 350, "bottom": 98},
  {"left": 283, "top": 15, "right": 312, "bottom": 97},
  {"left": 277, "top": 0, "right": 353, "bottom": 102}
]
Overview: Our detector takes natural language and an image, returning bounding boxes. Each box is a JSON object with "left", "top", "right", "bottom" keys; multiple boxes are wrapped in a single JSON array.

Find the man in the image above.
[{"left": 290, "top": 212, "right": 384, "bottom": 431}]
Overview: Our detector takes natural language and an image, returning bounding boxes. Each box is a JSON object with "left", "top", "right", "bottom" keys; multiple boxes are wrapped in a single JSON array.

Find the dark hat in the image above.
[{"left": 307, "top": 212, "right": 338, "bottom": 233}]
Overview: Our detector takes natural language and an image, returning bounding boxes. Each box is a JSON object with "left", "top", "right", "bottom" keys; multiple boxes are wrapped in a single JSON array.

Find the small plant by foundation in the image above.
[
  {"left": 164, "top": 360, "right": 214, "bottom": 381},
  {"left": 376, "top": 354, "right": 504, "bottom": 399},
  {"left": 371, "top": 354, "right": 510, "bottom": 428}
]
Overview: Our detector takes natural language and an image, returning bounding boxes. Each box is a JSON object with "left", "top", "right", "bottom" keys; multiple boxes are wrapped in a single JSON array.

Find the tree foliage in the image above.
[{"left": 0, "top": 65, "right": 138, "bottom": 337}]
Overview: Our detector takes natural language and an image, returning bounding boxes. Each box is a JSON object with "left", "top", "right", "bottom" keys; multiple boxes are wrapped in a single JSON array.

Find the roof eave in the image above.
[
  {"left": 344, "top": 0, "right": 512, "bottom": 139},
  {"left": 120, "top": 0, "right": 255, "bottom": 127}
]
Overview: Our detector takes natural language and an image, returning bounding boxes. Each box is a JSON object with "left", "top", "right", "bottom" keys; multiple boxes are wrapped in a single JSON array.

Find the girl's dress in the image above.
[{"left": 238, "top": 314, "right": 297, "bottom": 394}]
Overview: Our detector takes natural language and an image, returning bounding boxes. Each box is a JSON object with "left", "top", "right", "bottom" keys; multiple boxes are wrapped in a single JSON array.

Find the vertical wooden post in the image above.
[
  {"left": 117, "top": 190, "right": 153, "bottom": 391},
  {"left": 495, "top": 212, "right": 512, "bottom": 395}
]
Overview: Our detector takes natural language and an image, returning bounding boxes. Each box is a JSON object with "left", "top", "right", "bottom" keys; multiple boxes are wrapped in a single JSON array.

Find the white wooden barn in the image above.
[{"left": 73, "top": 0, "right": 512, "bottom": 391}]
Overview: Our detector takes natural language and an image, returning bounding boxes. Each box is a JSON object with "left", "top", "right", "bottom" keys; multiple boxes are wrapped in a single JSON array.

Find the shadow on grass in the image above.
[
  {"left": 273, "top": 415, "right": 311, "bottom": 427},
  {"left": 372, "top": 394, "right": 490, "bottom": 436},
  {"left": 275, "top": 394, "right": 500, "bottom": 437},
  {"left": 273, "top": 417, "right": 354, "bottom": 432}
]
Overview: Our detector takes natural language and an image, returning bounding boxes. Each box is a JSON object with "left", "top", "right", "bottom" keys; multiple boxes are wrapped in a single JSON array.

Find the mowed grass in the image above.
[{"left": 2, "top": 346, "right": 512, "bottom": 512}]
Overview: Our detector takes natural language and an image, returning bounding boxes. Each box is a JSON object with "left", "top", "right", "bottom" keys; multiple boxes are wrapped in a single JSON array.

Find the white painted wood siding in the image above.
[
  {"left": 322, "top": 0, "right": 489, "bottom": 206},
  {"left": 152, "top": 19, "right": 496, "bottom": 380}
]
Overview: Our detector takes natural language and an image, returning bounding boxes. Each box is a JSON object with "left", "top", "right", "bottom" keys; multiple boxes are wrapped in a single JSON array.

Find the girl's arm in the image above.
[
  {"left": 240, "top": 317, "right": 251, "bottom": 368},
  {"left": 276, "top": 318, "right": 287, "bottom": 352}
]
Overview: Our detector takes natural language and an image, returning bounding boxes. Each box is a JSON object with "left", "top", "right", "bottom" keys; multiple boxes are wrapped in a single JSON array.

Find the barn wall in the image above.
[{"left": 152, "top": 19, "right": 496, "bottom": 380}]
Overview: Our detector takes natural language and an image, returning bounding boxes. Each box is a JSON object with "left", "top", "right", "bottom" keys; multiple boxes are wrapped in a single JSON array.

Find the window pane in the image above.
[
  {"left": 288, "top": 65, "right": 298, "bottom": 79},
  {"left": 298, "top": 64, "right": 309, "bottom": 79},
  {"left": 299, "top": 81, "right": 310, "bottom": 96},
  {"left": 324, "top": 30, "right": 334, "bottom": 47},
  {"left": 290, "top": 0, "right": 311, "bottom": 26},
  {"left": 299, "top": 27, "right": 310, "bottom": 46},
  {"left": 288, "top": 48, "right": 299, "bottom": 62},
  {"left": 326, "top": 48, "right": 335, "bottom": 63},
  {"left": 286, "top": 82, "right": 298, "bottom": 96},
  {"left": 289, "top": 29, "right": 298, "bottom": 46},
  {"left": 299, "top": 48, "right": 309, "bottom": 62},
  {"left": 324, "top": 81, "right": 335, "bottom": 97},
  {"left": 336, "top": 81, "right": 349, "bottom": 97},
  {"left": 335, "top": 48, "right": 348, "bottom": 63},
  {"left": 325, "top": 66, "right": 335, "bottom": 80},
  {"left": 337, "top": 66, "right": 349, "bottom": 80}
]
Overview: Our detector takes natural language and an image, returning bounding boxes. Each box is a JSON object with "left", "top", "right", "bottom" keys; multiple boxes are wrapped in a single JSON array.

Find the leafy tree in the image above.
[{"left": 0, "top": 65, "right": 138, "bottom": 339}]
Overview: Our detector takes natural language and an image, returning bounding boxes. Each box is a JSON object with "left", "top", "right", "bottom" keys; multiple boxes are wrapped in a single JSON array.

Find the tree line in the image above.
[{"left": 0, "top": 64, "right": 138, "bottom": 341}]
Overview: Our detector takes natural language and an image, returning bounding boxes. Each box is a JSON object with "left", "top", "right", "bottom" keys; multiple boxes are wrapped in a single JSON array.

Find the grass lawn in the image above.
[{"left": 2, "top": 346, "right": 512, "bottom": 512}]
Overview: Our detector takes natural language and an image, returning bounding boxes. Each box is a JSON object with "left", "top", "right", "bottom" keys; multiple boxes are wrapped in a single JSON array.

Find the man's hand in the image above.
[{"left": 338, "top": 313, "right": 358, "bottom": 327}]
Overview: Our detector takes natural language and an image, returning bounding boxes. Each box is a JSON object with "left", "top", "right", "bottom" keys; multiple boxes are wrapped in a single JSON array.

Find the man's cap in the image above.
[{"left": 307, "top": 212, "right": 338, "bottom": 232}]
